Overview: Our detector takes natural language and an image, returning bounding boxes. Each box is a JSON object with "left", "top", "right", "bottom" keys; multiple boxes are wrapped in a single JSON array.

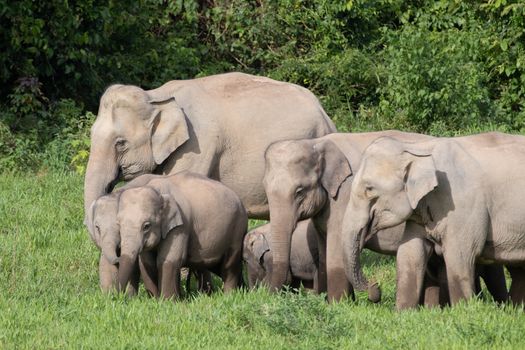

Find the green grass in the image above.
[{"left": 0, "top": 172, "right": 524, "bottom": 349}]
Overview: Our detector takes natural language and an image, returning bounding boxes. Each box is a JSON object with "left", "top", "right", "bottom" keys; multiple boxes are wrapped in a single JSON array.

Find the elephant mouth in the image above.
[{"left": 106, "top": 168, "right": 122, "bottom": 193}]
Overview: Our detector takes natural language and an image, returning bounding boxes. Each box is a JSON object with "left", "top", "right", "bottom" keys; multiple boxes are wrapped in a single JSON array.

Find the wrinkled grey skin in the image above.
[
  {"left": 243, "top": 220, "right": 319, "bottom": 289},
  {"left": 343, "top": 132, "right": 525, "bottom": 308},
  {"left": 263, "top": 130, "right": 434, "bottom": 301},
  {"left": 116, "top": 172, "right": 247, "bottom": 299},
  {"left": 84, "top": 72, "right": 335, "bottom": 227}
]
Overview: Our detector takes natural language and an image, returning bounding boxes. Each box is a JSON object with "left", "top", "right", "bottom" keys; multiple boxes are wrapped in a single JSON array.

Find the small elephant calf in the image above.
[
  {"left": 116, "top": 172, "right": 247, "bottom": 299},
  {"left": 243, "top": 220, "right": 319, "bottom": 289}
]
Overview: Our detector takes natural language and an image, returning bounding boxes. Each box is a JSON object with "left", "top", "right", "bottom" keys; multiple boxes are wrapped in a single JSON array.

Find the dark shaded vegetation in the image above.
[{"left": 1, "top": 0, "right": 524, "bottom": 172}]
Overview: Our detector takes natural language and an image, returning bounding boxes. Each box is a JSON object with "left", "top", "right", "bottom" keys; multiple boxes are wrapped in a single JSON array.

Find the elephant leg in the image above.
[
  {"left": 437, "top": 264, "right": 450, "bottom": 306},
  {"left": 220, "top": 247, "right": 242, "bottom": 293},
  {"left": 99, "top": 254, "right": 118, "bottom": 293},
  {"left": 508, "top": 266, "right": 525, "bottom": 305},
  {"left": 158, "top": 234, "right": 186, "bottom": 300},
  {"left": 159, "top": 261, "right": 182, "bottom": 300},
  {"left": 442, "top": 246, "right": 476, "bottom": 304},
  {"left": 139, "top": 251, "right": 159, "bottom": 298},
  {"left": 422, "top": 277, "right": 440, "bottom": 308},
  {"left": 480, "top": 264, "right": 508, "bottom": 303},
  {"left": 395, "top": 237, "right": 432, "bottom": 310},
  {"left": 326, "top": 228, "right": 353, "bottom": 302},
  {"left": 197, "top": 269, "right": 213, "bottom": 294}
]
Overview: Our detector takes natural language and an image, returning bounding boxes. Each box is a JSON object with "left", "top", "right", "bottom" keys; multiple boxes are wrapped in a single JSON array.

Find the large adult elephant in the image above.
[
  {"left": 84, "top": 72, "right": 335, "bottom": 219},
  {"left": 343, "top": 132, "right": 525, "bottom": 307}
]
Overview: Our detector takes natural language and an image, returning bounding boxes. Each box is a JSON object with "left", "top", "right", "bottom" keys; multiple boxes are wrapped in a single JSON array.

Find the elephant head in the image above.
[
  {"left": 116, "top": 186, "right": 183, "bottom": 293},
  {"left": 243, "top": 227, "right": 273, "bottom": 288},
  {"left": 85, "top": 194, "right": 121, "bottom": 265},
  {"left": 343, "top": 137, "right": 437, "bottom": 293},
  {"left": 84, "top": 84, "right": 189, "bottom": 223},
  {"left": 263, "top": 139, "right": 352, "bottom": 290}
]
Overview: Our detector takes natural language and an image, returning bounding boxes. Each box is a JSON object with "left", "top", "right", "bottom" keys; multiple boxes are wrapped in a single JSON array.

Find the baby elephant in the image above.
[
  {"left": 244, "top": 220, "right": 318, "bottom": 289},
  {"left": 116, "top": 172, "right": 247, "bottom": 299}
]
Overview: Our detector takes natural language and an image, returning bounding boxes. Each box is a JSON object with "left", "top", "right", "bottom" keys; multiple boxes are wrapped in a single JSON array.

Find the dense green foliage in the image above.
[
  {"left": 1, "top": 0, "right": 524, "bottom": 171},
  {"left": 1, "top": 173, "right": 524, "bottom": 349}
]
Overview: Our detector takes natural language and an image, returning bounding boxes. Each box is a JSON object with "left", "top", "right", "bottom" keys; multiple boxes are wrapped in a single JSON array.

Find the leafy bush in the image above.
[
  {"left": 377, "top": 25, "right": 494, "bottom": 133},
  {"left": 1, "top": 0, "right": 525, "bottom": 172}
]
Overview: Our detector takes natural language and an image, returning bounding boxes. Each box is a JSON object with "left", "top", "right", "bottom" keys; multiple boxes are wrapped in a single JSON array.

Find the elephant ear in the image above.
[
  {"left": 252, "top": 232, "right": 271, "bottom": 265},
  {"left": 314, "top": 140, "right": 353, "bottom": 198},
  {"left": 161, "top": 194, "right": 184, "bottom": 239},
  {"left": 148, "top": 97, "right": 189, "bottom": 165},
  {"left": 403, "top": 147, "right": 438, "bottom": 209}
]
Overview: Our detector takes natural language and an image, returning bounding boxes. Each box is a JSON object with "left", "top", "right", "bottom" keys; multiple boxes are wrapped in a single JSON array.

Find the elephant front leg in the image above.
[
  {"left": 157, "top": 232, "right": 187, "bottom": 300},
  {"left": 139, "top": 251, "right": 159, "bottom": 298},
  {"left": 158, "top": 261, "right": 182, "bottom": 300},
  {"left": 442, "top": 244, "right": 477, "bottom": 305},
  {"left": 395, "top": 236, "right": 432, "bottom": 310},
  {"left": 326, "top": 229, "right": 353, "bottom": 302}
]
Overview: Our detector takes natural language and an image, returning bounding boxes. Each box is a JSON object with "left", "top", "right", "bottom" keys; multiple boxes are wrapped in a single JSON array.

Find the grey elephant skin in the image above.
[
  {"left": 84, "top": 72, "right": 335, "bottom": 224},
  {"left": 343, "top": 131, "right": 524, "bottom": 308},
  {"left": 243, "top": 220, "right": 319, "bottom": 289},
  {"left": 116, "top": 172, "right": 247, "bottom": 299},
  {"left": 263, "top": 130, "right": 508, "bottom": 304}
]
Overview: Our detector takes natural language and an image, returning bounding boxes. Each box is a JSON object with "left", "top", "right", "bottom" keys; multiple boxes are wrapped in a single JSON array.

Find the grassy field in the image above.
[{"left": 0, "top": 172, "right": 524, "bottom": 349}]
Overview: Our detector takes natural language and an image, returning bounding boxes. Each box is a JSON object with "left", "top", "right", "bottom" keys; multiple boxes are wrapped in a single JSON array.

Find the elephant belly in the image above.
[
  {"left": 187, "top": 238, "right": 228, "bottom": 267},
  {"left": 481, "top": 222, "right": 525, "bottom": 264}
]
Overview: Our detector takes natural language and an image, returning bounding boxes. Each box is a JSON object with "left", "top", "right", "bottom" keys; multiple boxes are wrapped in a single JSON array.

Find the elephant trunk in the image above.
[
  {"left": 117, "top": 254, "right": 138, "bottom": 293},
  {"left": 116, "top": 237, "right": 141, "bottom": 294},
  {"left": 343, "top": 203, "right": 381, "bottom": 303},
  {"left": 268, "top": 204, "right": 297, "bottom": 291},
  {"left": 101, "top": 231, "right": 120, "bottom": 265},
  {"left": 84, "top": 149, "right": 120, "bottom": 220}
]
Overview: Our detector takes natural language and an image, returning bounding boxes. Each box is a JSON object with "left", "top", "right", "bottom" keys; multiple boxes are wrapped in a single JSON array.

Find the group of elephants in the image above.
[{"left": 84, "top": 72, "right": 525, "bottom": 310}]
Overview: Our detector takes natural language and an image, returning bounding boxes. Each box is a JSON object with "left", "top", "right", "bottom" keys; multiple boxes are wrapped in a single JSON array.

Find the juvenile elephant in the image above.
[
  {"left": 116, "top": 172, "right": 247, "bottom": 299},
  {"left": 343, "top": 132, "right": 525, "bottom": 308},
  {"left": 84, "top": 72, "right": 335, "bottom": 224},
  {"left": 86, "top": 175, "right": 211, "bottom": 296},
  {"left": 243, "top": 220, "right": 319, "bottom": 289}
]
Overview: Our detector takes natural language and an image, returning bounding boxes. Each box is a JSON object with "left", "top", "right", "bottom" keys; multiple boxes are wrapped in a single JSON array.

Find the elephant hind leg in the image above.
[
  {"left": 220, "top": 247, "right": 243, "bottom": 293},
  {"left": 508, "top": 266, "right": 525, "bottom": 305},
  {"left": 479, "top": 264, "right": 508, "bottom": 303}
]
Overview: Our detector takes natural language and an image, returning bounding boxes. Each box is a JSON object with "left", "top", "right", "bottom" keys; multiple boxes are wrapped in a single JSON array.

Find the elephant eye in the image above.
[
  {"left": 115, "top": 138, "right": 127, "bottom": 150},
  {"left": 365, "top": 185, "right": 375, "bottom": 197},
  {"left": 142, "top": 222, "right": 151, "bottom": 232},
  {"left": 295, "top": 187, "right": 305, "bottom": 197}
]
